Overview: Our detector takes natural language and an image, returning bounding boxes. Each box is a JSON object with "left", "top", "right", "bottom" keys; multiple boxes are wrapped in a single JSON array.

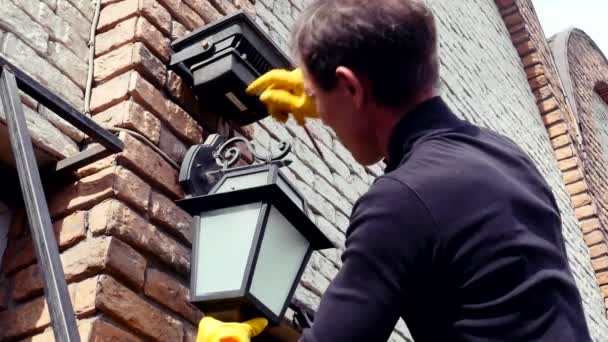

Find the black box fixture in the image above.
[{"left": 169, "top": 11, "right": 294, "bottom": 127}]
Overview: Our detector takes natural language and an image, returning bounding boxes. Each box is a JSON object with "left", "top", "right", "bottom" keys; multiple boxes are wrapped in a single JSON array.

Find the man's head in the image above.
[{"left": 293, "top": 0, "right": 439, "bottom": 164}]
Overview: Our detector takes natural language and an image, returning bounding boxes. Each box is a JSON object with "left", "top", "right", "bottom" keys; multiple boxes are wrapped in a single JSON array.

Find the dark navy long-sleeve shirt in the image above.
[{"left": 300, "top": 97, "right": 592, "bottom": 341}]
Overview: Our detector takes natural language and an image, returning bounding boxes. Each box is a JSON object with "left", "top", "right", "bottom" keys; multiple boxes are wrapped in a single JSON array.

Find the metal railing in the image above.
[{"left": 0, "top": 55, "right": 124, "bottom": 342}]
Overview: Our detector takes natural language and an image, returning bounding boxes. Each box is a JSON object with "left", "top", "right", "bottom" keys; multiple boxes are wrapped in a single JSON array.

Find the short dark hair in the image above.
[{"left": 293, "top": 0, "right": 439, "bottom": 108}]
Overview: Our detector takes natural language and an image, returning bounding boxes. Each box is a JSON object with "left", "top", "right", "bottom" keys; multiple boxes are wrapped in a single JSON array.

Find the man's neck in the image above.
[{"left": 375, "top": 89, "right": 439, "bottom": 160}]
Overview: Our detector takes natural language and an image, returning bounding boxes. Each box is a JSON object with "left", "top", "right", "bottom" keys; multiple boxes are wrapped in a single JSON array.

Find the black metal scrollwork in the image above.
[{"left": 212, "top": 136, "right": 291, "bottom": 169}]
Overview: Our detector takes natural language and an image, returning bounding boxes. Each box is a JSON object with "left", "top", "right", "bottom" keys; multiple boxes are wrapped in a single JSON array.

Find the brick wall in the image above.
[
  {"left": 0, "top": 0, "right": 95, "bottom": 161},
  {"left": 2, "top": 0, "right": 608, "bottom": 341},
  {"left": 546, "top": 29, "right": 608, "bottom": 329},
  {"left": 256, "top": 0, "right": 608, "bottom": 340},
  {"left": 0, "top": 0, "right": 247, "bottom": 340}
]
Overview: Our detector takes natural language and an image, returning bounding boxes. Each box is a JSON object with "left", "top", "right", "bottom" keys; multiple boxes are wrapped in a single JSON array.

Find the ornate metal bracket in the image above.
[
  {"left": 213, "top": 136, "right": 291, "bottom": 170},
  {"left": 179, "top": 133, "right": 292, "bottom": 197}
]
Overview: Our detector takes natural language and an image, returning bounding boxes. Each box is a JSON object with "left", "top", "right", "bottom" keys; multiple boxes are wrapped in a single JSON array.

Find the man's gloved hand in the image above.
[
  {"left": 246, "top": 68, "right": 318, "bottom": 126},
  {"left": 196, "top": 316, "right": 268, "bottom": 342}
]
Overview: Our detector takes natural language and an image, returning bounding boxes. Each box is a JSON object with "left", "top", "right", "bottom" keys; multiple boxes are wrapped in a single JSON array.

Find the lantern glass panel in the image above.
[
  {"left": 194, "top": 202, "right": 263, "bottom": 297},
  {"left": 250, "top": 206, "right": 310, "bottom": 315}
]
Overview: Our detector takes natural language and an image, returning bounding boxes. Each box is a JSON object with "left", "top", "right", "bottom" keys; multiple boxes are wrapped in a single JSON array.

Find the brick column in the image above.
[
  {"left": 0, "top": 0, "right": 258, "bottom": 341},
  {"left": 496, "top": 0, "right": 608, "bottom": 319}
]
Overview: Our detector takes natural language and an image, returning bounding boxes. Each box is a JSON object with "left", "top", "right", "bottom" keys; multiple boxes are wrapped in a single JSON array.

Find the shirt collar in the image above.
[{"left": 385, "top": 96, "right": 464, "bottom": 172}]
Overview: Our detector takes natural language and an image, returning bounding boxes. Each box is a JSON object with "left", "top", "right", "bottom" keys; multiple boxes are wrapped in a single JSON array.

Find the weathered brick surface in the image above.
[
  {"left": 156, "top": 0, "right": 205, "bottom": 31},
  {"left": 117, "top": 131, "right": 184, "bottom": 199},
  {"left": 1, "top": 33, "right": 83, "bottom": 109},
  {"left": 57, "top": 0, "right": 91, "bottom": 41},
  {"left": 94, "top": 100, "right": 162, "bottom": 145},
  {"left": 94, "top": 42, "right": 167, "bottom": 88},
  {"left": 158, "top": 125, "right": 188, "bottom": 164},
  {"left": 2, "top": 211, "right": 86, "bottom": 274},
  {"left": 12, "top": 236, "right": 146, "bottom": 301},
  {"left": 89, "top": 199, "right": 191, "bottom": 274},
  {"left": 0, "top": 0, "right": 49, "bottom": 54},
  {"left": 149, "top": 191, "right": 193, "bottom": 244},
  {"left": 96, "top": 275, "right": 184, "bottom": 342},
  {"left": 144, "top": 268, "right": 203, "bottom": 324},
  {"left": 255, "top": 0, "right": 608, "bottom": 339},
  {"left": 96, "top": 16, "right": 170, "bottom": 62}
]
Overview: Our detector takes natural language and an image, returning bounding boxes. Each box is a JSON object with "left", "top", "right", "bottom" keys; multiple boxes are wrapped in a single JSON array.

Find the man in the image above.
[{"left": 247, "top": 0, "right": 593, "bottom": 340}]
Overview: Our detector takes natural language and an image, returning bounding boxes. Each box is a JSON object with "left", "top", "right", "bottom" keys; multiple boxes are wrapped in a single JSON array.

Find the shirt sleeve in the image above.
[{"left": 299, "top": 176, "right": 437, "bottom": 342}]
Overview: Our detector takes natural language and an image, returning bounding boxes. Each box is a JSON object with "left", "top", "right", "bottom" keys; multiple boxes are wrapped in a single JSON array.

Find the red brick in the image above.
[
  {"left": 158, "top": 126, "right": 188, "bottom": 164},
  {"left": 117, "top": 132, "right": 183, "bottom": 199},
  {"left": 97, "top": 0, "right": 171, "bottom": 35},
  {"left": 572, "top": 193, "right": 592, "bottom": 208},
  {"left": 165, "top": 70, "right": 198, "bottom": 114},
  {"left": 114, "top": 166, "right": 152, "bottom": 213},
  {"left": 13, "top": 238, "right": 108, "bottom": 301},
  {"left": 575, "top": 204, "right": 595, "bottom": 221},
  {"left": 86, "top": 317, "right": 142, "bottom": 341},
  {"left": 562, "top": 169, "right": 583, "bottom": 185},
  {"left": 592, "top": 256, "right": 608, "bottom": 272},
  {"left": 72, "top": 276, "right": 100, "bottom": 317},
  {"left": 529, "top": 74, "right": 548, "bottom": 90},
  {"left": 149, "top": 191, "right": 192, "bottom": 244},
  {"left": 591, "top": 245, "right": 608, "bottom": 259},
  {"left": 0, "top": 296, "right": 51, "bottom": 339},
  {"left": 2, "top": 211, "right": 86, "bottom": 274},
  {"left": 96, "top": 17, "right": 170, "bottom": 63},
  {"left": 97, "top": 0, "right": 139, "bottom": 33},
  {"left": 89, "top": 200, "right": 191, "bottom": 274},
  {"left": 96, "top": 275, "right": 184, "bottom": 341},
  {"left": 533, "top": 85, "right": 554, "bottom": 102},
  {"left": 598, "top": 271, "right": 608, "bottom": 286},
  {"left": 539, "top": 99, "right": 560, "bottom": 117},
  {"left": 554, "top": 145, "right": 573, "bottom": 160},
  {"left": 584, "top": 229, "right": 604, "bottom": 246},
  {"left": 49, "top": 167, "right": 116, "bottom": 217},
  {"left": 90, "top": 71, "right": 132, "bottom": 114},
  {"left": 184, "top": 324, "right": 198, "bottom": 342},
  {"left": 94, "top": 42, "right": 167, "bottom": 88},
  {"left": 525, "top": 63, "right": 543, "bottom": 80},
  {"left": 566, "top": 180, "right": 588, "bottom": 196},
  {"left": 157, "top": 0, "right": 205, "bottom": 31},
  {"left": 94, "top": 100, "right": 161, "bottom": 145},
  {"left": 516, "top": 40, "right": 535, "bottom": 56},
  {"left": 144, "top": 268, "right": 203, "bottom": 324},
  {"left": 557, "top": 157, "right": 578, "bottom": 171},
  {"left": 581, "top": 218, "right": 601, "bottom": 234},
  {"left": 522, "top": 52, "right": 542, "bottom": 68},
  {"left": 233, "top": 0, "right": 255, "bottom": 17},
  {"left": 547, "top": 122, "right": 568, "bottom": 138},
  {"left": 105, "top": 237, "right": 147, "bottom": 289},
  {"left": 129, "top": 72, "right": 202, "bottom": 145},
  {"left": 496, "top": 0, "right": 516, "bottom": 10},
  {"left": 140, "top": 0, "right": 172, "bottom": 35},
  {"left": 183, "top": 0, "right": 223, "bottom": 22},
  {"left": 208, "top": 0, "right": 238, "bottom": 14},
  {"left": 77, "top": 154, "right": 118, "bottom": 178},
  {"left": 550, "top": 132, "right": 571, "bottom": 149}
]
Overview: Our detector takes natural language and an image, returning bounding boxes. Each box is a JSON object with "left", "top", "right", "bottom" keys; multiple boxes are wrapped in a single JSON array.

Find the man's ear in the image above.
[{"left": 336, "top": 66, "right": 365, "bottom": 107}]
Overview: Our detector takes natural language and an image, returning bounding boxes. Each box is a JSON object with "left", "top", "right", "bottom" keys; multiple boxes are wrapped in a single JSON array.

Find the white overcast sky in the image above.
[{"left": 532, "top": 0, "right": 607, "bottom": 56}]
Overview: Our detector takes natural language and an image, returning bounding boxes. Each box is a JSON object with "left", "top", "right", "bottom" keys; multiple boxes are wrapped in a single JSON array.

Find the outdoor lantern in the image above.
[
  {"left": 177, "top": 134, "right": 334, "bottom": 324},
  {"left": 169, "top": 11, "right": 293, "bottom": 127}
]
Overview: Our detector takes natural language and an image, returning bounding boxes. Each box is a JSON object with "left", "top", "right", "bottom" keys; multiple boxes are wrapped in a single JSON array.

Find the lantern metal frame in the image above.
[{"left": 177, "top": 137, "right": 334, "bottom": 324}]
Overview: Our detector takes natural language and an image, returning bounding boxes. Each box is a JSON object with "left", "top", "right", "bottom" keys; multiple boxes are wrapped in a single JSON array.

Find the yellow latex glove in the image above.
[
  {"left": 246, "top": 68, "right": 318, "bottom": 126},
  {"left": 196, "top": 316, "right": 268, "bottom": 342}
]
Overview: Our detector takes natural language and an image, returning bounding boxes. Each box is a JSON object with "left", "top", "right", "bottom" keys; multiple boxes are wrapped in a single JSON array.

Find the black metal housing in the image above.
[
  {"left": 177, "top": 164, "right": 334, "bottom": 324},
  {"left": 169, "top": 11, "right": 294, "bottom": 127}
]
